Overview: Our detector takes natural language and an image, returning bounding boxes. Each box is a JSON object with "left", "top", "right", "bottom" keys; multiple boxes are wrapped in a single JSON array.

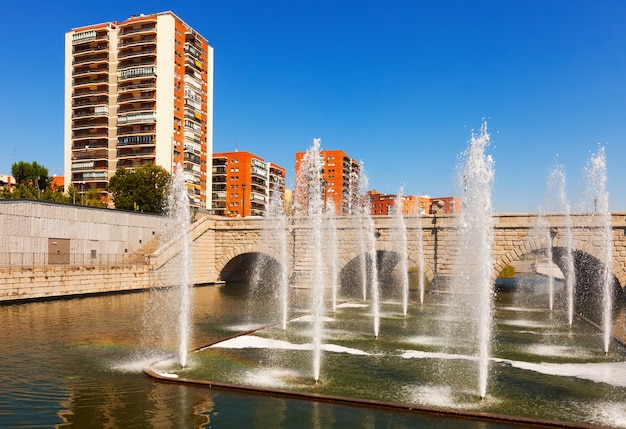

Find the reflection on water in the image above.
[{"left": 0, "top": 285, "right": 526, "bottom": 429}]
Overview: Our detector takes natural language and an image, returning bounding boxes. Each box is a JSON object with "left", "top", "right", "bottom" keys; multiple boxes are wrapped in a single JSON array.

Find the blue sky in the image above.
[{"left": 1, "top": 0, "right": 625, "bottom": 213}]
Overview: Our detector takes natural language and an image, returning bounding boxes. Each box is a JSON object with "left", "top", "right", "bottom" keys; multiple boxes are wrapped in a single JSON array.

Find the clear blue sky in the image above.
[{"left": 1, "top": 0, "right": 625, "bottom": 213}]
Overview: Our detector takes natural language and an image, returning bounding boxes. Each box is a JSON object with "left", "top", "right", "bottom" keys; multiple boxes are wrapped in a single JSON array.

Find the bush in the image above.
[{"left": 499, "top": 265, "right": 516, "bottom": 278}]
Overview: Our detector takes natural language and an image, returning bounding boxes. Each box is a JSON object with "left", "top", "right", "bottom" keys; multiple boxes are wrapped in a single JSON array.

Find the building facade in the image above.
[
  {"left": 369, "top": 191, "right": 461, "bottom": 216},
  {"left": 369, "top": 191, "right": 429, "bottom": 216},
  {"left": 64, "top": 11, "right": 213, "bottom": 209},
  {"left": 212, "top": 151, "right": 286, "bottom": 217},
  {"left": 294, "top": 149, "right": 360, "bottom": 215}
]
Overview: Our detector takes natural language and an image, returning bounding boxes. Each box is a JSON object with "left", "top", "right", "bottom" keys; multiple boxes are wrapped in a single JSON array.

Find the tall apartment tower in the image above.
[
  {"left": 64, "top": 11, "right": 214, "bottom": 209},
  {"left": 294, "top": 149, "right": 360, "bottom": 215},
  {"left": 212, "top": 151, "right": 286, "bottom": 217}
]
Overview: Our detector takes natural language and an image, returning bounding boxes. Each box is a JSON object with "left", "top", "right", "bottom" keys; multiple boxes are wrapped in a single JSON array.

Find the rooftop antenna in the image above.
[{"left": 235, "top": 141, "right": 239, "bottom": 152}]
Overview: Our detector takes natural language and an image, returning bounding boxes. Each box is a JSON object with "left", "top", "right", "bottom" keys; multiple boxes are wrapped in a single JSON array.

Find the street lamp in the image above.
[
  {"left": 432, "top": 200, "right": 444, "bottom": 276},
  {"left": 242, "top": 183, "right": 246, "bottom": 217}
]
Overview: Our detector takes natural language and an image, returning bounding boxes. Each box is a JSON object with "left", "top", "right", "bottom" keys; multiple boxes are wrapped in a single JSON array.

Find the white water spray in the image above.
[
  {"left": 548, "top": 164, "right": 576, "bottom": 325},
  {"left": 360, "top": 169, "right": 380, "bottom": 337},
  {"left": 168, "top": 164, "right": 193, "bottom": 368},
  {"left": 583, "top": 146, "right": 613, "bottom": 354},
  {"left": 268, "top": 190, "right": 290, "bottom": 330},
  {"left": 417, "top": 206, "right": 426, "bottom": 304},
  {"left": 532, "top": 215, "right": 554, "bottom": 310},
  {"left": 296, "top": 138, "right": 326, "bottom": 382},
  {"left": 325, "top": 198, "right": 339, "bottom": 312},
  {"left": 393, "top": 188, "right": 409, "bottom": 315},
  {"left": 456, "top": 122, "right": 494, "bottom": 399}
]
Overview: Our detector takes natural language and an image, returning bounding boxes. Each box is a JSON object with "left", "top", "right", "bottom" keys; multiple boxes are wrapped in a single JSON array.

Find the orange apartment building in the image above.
[
  {"left": 64, "top": 12, "right": 213, "bottom": 208},
  {"left": 369, "top": 191, "right": 429, "bottom": 215},
  {"left": 212, "top": 151, "right": 286, "bottom": 217},
  {"left": 294, "top": 149, "right": 361, "bottom": 215},
  {"left": 369, "top": 191, "right": 461, "bottom": 215},
  {"left": 428, "top": 196, "right": 462, "bottom": 214}
]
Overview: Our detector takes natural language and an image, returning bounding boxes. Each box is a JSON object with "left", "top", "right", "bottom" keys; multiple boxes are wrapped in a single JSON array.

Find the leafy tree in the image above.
[
  {"left": 11, "top": 161, "right": 51, "bottom": 191},
  {"left": 108, "top": 164, "right": 171, "bottom": 213}
]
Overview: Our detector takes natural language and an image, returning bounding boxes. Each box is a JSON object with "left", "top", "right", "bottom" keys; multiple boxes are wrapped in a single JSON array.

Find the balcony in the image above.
[
  {"left": 251, "top": 191, "right": 267, "bottom": 203},
  {"left": 118, "top": 66, "right": 156, "bottom": 81},
  {"left": 73, "top": 43, "right": 110, "bottom": 56},
  {"left": 72, "top": 30, "right": 97, "bottom": 45},
  {"left": 72, "top": 53, "right": 109, "bottom": 65},
  {"left": 117, "top": 135, "right": 154, "bottom": 146},
  {"left": 212, "top": 192, "right": 226, "bottom": 200},
  {"left": 212, "top": 183, "right": 226, "bottom": 191},
  {"left": 72, "top": 118, "right": 108, "bottom": 130},
  {"left": 118, "top": 46, "right": 156, "bottom": 60},
  {"left": 118, "top": 59, "right": 156, "bottom": 72},
  {"left": 118, "top": 23, "right": 156, "bottom": 38},
  {"left": 71, "top": 149, "right": 108, "bottom": 162},
  {"left": 116, "top": 124, "right": 155, "bottom": 136},
  {"left": 118, "top": 90, "right": 156, "bottom": 104},
  {"left": 117, "top": 81, "right": 156, "bottom": 93},
  {"left": 73, "top": 75, "right": 108, "bottom": 87},
  {"left": 184, "top": 56, "right": 203, "bottom": 72},
  {"left": 251, "top": 166, "right": 267, "bottom": 178},
  {"left": 117, "top": 112, "right": 156, "bottom": 125},
  {"left": 72, "top": 65, "right": 108, "bottom": 77},
  {"left": 73, "top": 129, "right": 108, "bottom": 140},
  {"left": 119, "top": 36, "right": 156, "bottom": 48},
  {"left": 117, "top": 103, "right": 156, "bottom": 115},
  {"left": 73, "top": 87, "right": 108, "bottom": 98},
  {"left": 117, "top": 148, "right": 155, "bottom": 159}
]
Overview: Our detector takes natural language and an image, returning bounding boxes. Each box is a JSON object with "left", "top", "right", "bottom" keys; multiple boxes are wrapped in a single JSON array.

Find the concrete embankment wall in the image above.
[
  {"left": 0, "top": 201, "right": 170, "bottom": 302},
  {"left": 0, "top": 265, "right": 156, "bottom": 302}
]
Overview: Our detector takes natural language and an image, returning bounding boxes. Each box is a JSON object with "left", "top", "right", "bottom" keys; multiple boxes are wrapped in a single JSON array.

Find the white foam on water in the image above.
[
  {"left": 524, "top": 344, "right": 594, "bottom": 359},
  {"left": 500, "top": 319, "right": 552, "bottom": 329},
  {"left": 498, "top": 306, "right": 547, "bottom": 313},
  {"left": 157, "top": 372, "right": 179, "bottom": 379},
  {"left": 405, "top": 384, "right": 499, "bottom": 410},
  {"left": 290, "top": 315, "right": 335, "bottom": 323},
  {"left": 401, "top": 350, "right": 626, "bottom": 388},
  {"left": 210, "top": 335, "right": 369, "bottom": 356},
  {"left": 501, "top": 359, "right": 626, "bottom": 388},
  {"left": 112, "top": 354, "right": 175, "bottom": 373},
  {"left": 400, "top": 350, "right": 477, "bottom": 362},
  {"left": 226, "top": 323, "right": 267, "bottom": 332},
  {"left": 336, "top": 302, "right": 368, "bottom": 308},
  {"left": 244, "top": 368, "right": 303, "bottom": 388},
  {"left": 405, "top": 335, "right": 453, "bottom": 348},
  {"left": 589, "top": 401, "right": 626, "bottom": 428}
]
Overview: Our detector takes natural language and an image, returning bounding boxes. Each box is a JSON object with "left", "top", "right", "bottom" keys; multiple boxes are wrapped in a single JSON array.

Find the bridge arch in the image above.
[
  {"left": 494, "top": 235, "right": 626, "bottom": 289},
  {"left": 338, "top": 242, "right": 435, "bottom": 298},
  {"left": 216, "top": 244, "right": 285, "bottom": 285}
]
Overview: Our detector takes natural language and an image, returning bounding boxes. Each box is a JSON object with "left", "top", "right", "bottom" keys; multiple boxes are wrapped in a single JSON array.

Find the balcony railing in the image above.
[
  {"left": 119, "top": 66, "right": 156, "bottom": 80},
  {"left": 118, "top": 46, "right": 156, "bottom": 59},
  {"left": 119, "top": 37, "right": 156, "bottom": 48},
  {"left": 117, "top": 112, "right": 156, "bottom": 125},
  {"left": 119, "top": 24, "right": 156, "bottom": 38}
]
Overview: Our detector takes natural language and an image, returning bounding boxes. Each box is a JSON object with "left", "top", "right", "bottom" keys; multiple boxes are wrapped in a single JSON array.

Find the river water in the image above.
[
  {"left": 0, "top": 285, "right": 498, "bottom": 428},
  {"left": 0, "top": 282, "right": 623, "bottom": 428}
]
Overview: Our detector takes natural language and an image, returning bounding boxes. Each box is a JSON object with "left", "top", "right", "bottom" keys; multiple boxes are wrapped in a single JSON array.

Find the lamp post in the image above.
[
  {"left": 242, "top": 183, "right": 246, "bottom": 217},
  {"left": 432, "top": 200, "right": 444, "bottom": 276}
]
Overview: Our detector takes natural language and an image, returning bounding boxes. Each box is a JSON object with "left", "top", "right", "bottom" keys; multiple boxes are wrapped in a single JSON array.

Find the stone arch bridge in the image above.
[{"left": 150, "top": 212, "right": 626, "bottom": 296}]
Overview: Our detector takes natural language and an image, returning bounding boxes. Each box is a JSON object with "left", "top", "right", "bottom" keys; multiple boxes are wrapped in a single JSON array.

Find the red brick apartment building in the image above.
[
  {"left": 370, "top": 191, "right": 462, "bottom": 215},
  {"left": 64, "top": 11, "right": 213, "bottom": 208},
  {"left": 294, "top": 149, "right": 360, "bottom": 215},
  {"left": 212, "top": 151, "right": 286, "bottom": 217}
]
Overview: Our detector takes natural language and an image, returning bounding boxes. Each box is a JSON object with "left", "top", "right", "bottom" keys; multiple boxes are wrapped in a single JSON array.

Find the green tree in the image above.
[
  {"left": 108, "top": 164, "right": 171, "bottom": 213},
  {"left": 11, "top": 161, "right": 51, "bottom": 191}
]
